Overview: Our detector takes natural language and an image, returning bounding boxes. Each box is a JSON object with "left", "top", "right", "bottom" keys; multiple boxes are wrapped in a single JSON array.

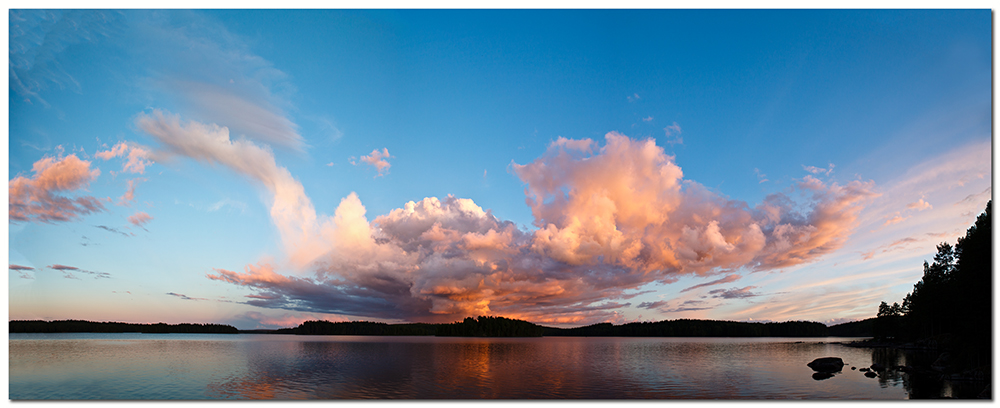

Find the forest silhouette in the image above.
[{"left": 872, "top": 201, "right": 991, "bottom": 373}]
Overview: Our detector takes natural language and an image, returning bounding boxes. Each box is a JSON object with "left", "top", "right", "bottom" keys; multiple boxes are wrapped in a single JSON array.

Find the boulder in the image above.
[
  {"left": 870, "top": 363, "right": 886, "bottom": 372},
  {"left": 812, "top": 372, "right": 835, "bottom": 381},
  {"left": 865, "top": 371, "right": 878, "bottom": 378},
  {"left": 807, "top": 357, "right": 845, "bottom": 373}
]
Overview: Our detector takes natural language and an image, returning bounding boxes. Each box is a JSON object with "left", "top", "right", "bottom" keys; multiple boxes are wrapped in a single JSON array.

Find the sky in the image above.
[{"left": 6, "top": 9, "right": 992, "bottom": 330}]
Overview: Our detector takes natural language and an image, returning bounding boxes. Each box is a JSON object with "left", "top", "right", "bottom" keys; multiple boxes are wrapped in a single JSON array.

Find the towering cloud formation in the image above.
[
  {"left": 181, "top": 123, "right": 877, "bottom": 324},
  {"left": 9, "top": 154, "right": 105, "bottom": 223}
]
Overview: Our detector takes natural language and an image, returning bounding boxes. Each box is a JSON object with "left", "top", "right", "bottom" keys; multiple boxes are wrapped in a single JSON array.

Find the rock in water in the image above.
[
  {"left": 865, "top": 371, "right": 878, "bottom": 378},
  {"left": 807, "top": 357, "right": 845, "bottom": 373},
  {"left": 812, "top": 372, "right": 835, "bottom": 381}
]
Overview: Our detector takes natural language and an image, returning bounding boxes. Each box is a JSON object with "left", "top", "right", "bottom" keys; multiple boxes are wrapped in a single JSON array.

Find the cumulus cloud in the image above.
[
  {"left": 352, "top": 148, "right": 393, "bottom": 177},
  {"left": 96, "top": 142, "right": 153, "bottom": 174},
  {"left": 128, "top": 211, "right": 153, "bottom": 228},
  {"left": 9, "top": 154, "right": 105, "bottom": 223},
  {"left": 9, "top": 264, "right": 35, "bottom": 271},
  {"left": 195, "top": 131, "right": 876, "bottom": 325}
]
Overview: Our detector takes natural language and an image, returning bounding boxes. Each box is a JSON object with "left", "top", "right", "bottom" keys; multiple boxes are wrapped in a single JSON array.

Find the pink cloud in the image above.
[
  {"left": 127, "top": 211, "right": 153, "bottom": 228},
  {"left": 354, "top": 148, "right": 393, "bottom": 177},
  {"left": 95, "top": 142, "right": 153, "bottom": 174},
  {"left": 117, "top": 178, "right": 146, "bottom": 206},
  {"left": 9, "top": 154, "right": 105, "bottom": 223},
  {"left": 906, "top": 198, "right": 932, "bottom": 211}
]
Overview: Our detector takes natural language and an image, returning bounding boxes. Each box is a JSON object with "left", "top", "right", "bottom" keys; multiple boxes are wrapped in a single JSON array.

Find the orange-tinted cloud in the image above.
[
  {"left": 95, "top": 142, "right": 153, "bottom": 174},
  {"left": 117, "top": 178, "right": 147, "bottom": 206},
  {"left": 200, "top": 133, "right": 877, "bottom": 325},
  {"left": 353, "top": 148, "right": 393, "bottom": 177},
  {"left": 9, "top": 154, "right": 105, "bottom": 223}
]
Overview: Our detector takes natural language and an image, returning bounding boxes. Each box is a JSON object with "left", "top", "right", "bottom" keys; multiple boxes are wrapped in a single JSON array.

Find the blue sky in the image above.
[{"left": 8, "top": 9, "right": 992, "bottom": 329}]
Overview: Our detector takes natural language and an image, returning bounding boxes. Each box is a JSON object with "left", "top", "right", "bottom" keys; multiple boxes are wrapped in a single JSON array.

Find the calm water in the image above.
[{"left": 8, "top": 333, "right": 979, "bottom": 399}]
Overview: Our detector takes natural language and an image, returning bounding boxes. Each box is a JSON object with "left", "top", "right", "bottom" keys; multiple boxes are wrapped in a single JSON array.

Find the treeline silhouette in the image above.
[
  {"left": 274, "top": 320, "right": 437, "bottom": 335},
  {"left": 437, "top": 316, "right": 545, "bottom": 337},
  {"left": 826, "top": 317, "right": 875, "bottom": 337},
  {"left": 275, "top": 316, "right": 848, "bottom": 337},
  {"left": 874, "top": 201, "right": 991, "bottom": 370},
  {"left": 9, "top": 320, "right": 238, "bottom": 334},
  {"left": 10, "top": 316, "right": 876, "bottom": 338},
  {"left": 542, "top": 319, "right": 830, "bottom": 337}
]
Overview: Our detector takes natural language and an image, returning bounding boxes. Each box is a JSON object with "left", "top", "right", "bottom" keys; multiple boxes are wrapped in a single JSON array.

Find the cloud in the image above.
[
  {"left": 754, "top": 168, "right": 769, "bottom": 184},
  {"left": 136, "top": 110, "right": 325, "bottom": 267},
  {"left": 95, "top": 142, "right": 153, "bottom": 174},
  {"left": 197, "top": 131, "right": 877, "bottom": 325},
  {"left": 958, "top": 186, "right": 991, "bottom": 205},
  {"left": 127, "top": 211, "right": 153, "bottom": 228},
  {"left": 129, "top": 11, "right": 303, "bottom": 151},
  {"left": 96, "top": 225, "right": 130, "bottom": 237},
  {"left": 642, "top": 116, "right": 654, "bottom": 122},
  {"left": 906, "top": 199, "right": 933, "bottom": 211},
  {"left": 8, "top": 10, "right": 123, "bottom": 106},
  {"left": 166, "top": 292, "right": 210, "bottom": 301},
  {"left": 637, "top": 300, "right": 669, "bottom": 310},
  {"left": 882, "top": 214, "right": 908, "bottom": 226},
  {"left": 681, "top": 274, "right": 742, "bottom": 293},
  {"left": 803, "top": 163, "right": 835, "bottom": 176},
  {"left": 9, "top": 154, "right": 105, "bottom": 223},
  {"left": 48, "top": 264, "right": 110, "bottom": 279},
  {"left": 708, "top": 286, "right": 759, "bottom": 299},
  {"left": 117, "top": 178, "right": 146, "bottom": 206},
  {"left": 9, "top": 264, "right": 36, "bottom": 271},
  {"left": 627, "top": 93, "right": 640, "bottom": 102},
  {"left": 353, "top": 148, "right": 393, "bottom": 177},
  {"left": 663, "top": 122, "right": 683, "bottom": 145}
]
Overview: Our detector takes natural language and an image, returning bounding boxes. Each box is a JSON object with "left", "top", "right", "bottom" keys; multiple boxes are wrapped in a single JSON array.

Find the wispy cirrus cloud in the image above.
[
  {"left": 681, "top": 274, "right": 742, "bottom": 293},
  {"left": 9, "top": 154, "right": 105, "bottom": 223},
  {"left": 48, "top": 264, "right": 110, "bottom": 279},
  {"left": 96, "top": 225, "right": 130, "bottom": 237},
  {"left": 130, "top": 11, "right": 303, "bottom": 151}
]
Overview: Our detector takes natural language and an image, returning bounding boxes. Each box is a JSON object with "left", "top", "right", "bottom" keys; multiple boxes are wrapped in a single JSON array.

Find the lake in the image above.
[{"left": 8, "top": 333, "right": 980, "bottom": 399}]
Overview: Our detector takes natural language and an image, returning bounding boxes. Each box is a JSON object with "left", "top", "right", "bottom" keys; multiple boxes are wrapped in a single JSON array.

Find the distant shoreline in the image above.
[{"left": 10, "top": 316, "right": 876, "bottom": 338}]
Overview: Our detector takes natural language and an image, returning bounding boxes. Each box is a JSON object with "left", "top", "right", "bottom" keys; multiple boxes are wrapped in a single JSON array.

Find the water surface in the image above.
[{"left": 8, "top": 333, "right": 972, "bottom": 399}]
